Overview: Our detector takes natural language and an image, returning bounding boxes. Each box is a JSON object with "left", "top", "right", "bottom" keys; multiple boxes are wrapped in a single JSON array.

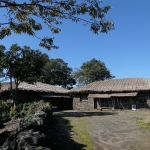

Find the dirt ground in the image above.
[{"left": 57, "top": 109, "right": 150, "bottom": 150}]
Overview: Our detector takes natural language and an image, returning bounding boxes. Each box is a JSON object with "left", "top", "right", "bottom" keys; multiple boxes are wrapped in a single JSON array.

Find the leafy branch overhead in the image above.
[{"left": 0, "top": 0, "right": 114, "bottom": 50}]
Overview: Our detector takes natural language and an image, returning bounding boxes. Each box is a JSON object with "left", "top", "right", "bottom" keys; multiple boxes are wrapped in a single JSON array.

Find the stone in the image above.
[
  {"left": 32, "top": 117, "right": 44, "bottom": 126},
  {"left": 34, "top": 111, "right": 46, "bottom": 118},
  {"left": 1, "top": 109, "right": 51, "bottom": 150}
]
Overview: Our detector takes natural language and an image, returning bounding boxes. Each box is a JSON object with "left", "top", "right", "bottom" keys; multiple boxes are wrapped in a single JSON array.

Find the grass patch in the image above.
[
  {"left": 139, "top": 119, "right": 150, "bottom": 129},
  {"left": 48, "top": 115, "right": 87, "bottom": 150},
  {"left": 65, "top": 118, "right": 94, "bottom": 150}
]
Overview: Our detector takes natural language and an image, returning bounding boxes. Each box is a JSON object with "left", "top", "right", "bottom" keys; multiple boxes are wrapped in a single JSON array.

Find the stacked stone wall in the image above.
[{"left": 73, "top": 96, "right": 94, "bottom": 111}]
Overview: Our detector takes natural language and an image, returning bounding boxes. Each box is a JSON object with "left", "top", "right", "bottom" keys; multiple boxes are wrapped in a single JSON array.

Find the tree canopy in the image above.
[
  {"left": 73, "top": 58, "right": 115, "bottom": 86},
  {"left": 40, "top": 58, "right": 76, "bottom": 89},
  {"left": 1, "top": 44, "right": 49, "bottom": 104},
  {"left": 2, "top": 44, "right": 49, "bottom": 83},
  {"left": 0, "top": 0, "right": 114, "bottom": 49}
]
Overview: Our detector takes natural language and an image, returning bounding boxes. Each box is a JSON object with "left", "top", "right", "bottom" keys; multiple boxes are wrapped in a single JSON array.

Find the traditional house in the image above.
[
  {"left": 0, "top": 82, "right": 72, "bottom": 110},
  {"left": 69, "top": 78, "right": 150, "bottom": 110}
]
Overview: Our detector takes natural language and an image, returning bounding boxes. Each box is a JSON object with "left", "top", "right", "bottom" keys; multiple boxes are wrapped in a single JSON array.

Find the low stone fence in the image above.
[{"left": 0, "top": 110, "right": 52, "bottom": 150}]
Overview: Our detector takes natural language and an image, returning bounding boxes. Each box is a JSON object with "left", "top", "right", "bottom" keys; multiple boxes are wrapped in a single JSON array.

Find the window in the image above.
[{"left": 80, "top": 95, "right": 88, "bottom": 102}]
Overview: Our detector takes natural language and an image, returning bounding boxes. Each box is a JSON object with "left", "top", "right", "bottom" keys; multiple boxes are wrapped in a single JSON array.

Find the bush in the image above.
[
  {"left": 10, "top": 103, "right": 32, "bottom": 119},
  {"left": 10, "top": 100, "right": 52, "bottom": 121},
  {"left": 0, "top": 100, "right": 11, "bottom": 122},
  {"left": 25, "top": 100, "right": 52, "bottom": 121}
]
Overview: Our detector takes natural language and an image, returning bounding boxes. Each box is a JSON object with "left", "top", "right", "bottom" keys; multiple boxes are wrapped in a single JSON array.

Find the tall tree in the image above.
[
  {"left": 0, "top": 45, "right": 6, "bottom": 88},
  {"left": 40, "top": 58, "right": 76, "bottom": 89},
  {"left": 0, "top": 45, "right": 6, "bottom": 78},
  {"left": 73, "top": 58, "right": 115, "bottom": 86},
  {"left": 1, "top": 44, "right": 49, "bottom": 104},
  {"left": 0, "top": 0, "right": 114, "bottom": 49}
]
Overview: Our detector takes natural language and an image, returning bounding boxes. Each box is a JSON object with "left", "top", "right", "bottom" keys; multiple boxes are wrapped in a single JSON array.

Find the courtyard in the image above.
[{"left": 54, "top": 109, "right": 150, "bottom": 150}]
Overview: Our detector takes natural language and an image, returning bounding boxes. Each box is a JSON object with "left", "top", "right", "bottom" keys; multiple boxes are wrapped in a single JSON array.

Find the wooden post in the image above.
[
  {"left": 111, "top": 98, "right": 114, "bottom": 110},
  {"left": 97, "top": 98, "right": 101, "bottom": 109}
]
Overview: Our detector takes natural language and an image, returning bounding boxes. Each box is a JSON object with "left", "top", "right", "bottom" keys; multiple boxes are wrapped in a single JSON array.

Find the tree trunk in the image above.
[
  {"left": 14, "top": 79, "right": 19, "bottom": 106},
  {"left": 15, "top": 87, "right": 18, "bottom": 105},
  {"left": 10, "top": 77, "right": 14, "bottom": 103}
]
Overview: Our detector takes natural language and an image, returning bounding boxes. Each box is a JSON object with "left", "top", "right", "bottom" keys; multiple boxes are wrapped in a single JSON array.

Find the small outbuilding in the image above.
[
  {"left": 0, "top": 82, "right": 72, "bottom": 110},
  {"left": 69, "top": 78, "right": 150, "bottom": 110}
]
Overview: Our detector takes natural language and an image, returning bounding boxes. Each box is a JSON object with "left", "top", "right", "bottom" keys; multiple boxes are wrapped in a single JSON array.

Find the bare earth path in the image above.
[{"left": 58, "top": 110, "right": 150, "bottom": 150}]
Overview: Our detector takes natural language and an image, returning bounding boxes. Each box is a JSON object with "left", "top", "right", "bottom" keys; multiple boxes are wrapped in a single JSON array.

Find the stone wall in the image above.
[
  {"left": 73, "top": 95, "right": 94, "bottom": 111},
  {"left": 72, "top": 92, "right": 150, "bottom": 111},
  {"left": 1, "top": 108, "right": 52, "bottom": 150}
]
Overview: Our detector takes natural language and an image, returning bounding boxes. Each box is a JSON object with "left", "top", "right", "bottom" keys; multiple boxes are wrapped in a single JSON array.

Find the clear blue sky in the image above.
[{"left": 1, "top": 0, "right": 150, "bottom": 79}]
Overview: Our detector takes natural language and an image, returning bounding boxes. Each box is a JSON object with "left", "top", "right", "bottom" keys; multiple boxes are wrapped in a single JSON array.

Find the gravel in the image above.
[{"left": 59, "top": 109, "right": 150, "bottom": 150}]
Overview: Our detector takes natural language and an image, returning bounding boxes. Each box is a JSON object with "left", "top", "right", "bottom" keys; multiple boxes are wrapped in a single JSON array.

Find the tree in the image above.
[
  {"left": 73, "top": 58, "right": 115, "bottom": 86},
  {"left": 1, "top": 44, "right": 49, "bottom": 105},
  {"left": 0, "top": 45, "right": 6, "bottom": 77},
  {"left": 0, "top": 45, "right": 6, "bottom": 87},
  {"left": 0, "top": 0, "right": 114, "bottom": 50},
  {"left": 40, "top": 58, "right": 76, "bottom": 89}
]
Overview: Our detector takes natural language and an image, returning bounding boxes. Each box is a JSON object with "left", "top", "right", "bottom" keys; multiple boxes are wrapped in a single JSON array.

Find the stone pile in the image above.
[{"left": 0, "top": 111, "right": 51, "bottom": 150}]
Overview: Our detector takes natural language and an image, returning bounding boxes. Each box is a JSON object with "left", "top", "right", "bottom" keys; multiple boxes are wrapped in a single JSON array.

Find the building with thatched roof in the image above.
[
  {"left": 69, "top": 78, "right": 150, "bottom": 110},
  {"left": 0, "top": 82, "right": 72, "bottom": 110}
]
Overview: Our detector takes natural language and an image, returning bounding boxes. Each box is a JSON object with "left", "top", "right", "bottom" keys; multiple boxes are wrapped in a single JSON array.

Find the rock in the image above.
[
  {"left": 18, "top": 120, "right": 35, "bottom": 132},
  {"left": 32, "top": 117, "right": 44, "bottom": 126},
  {"left": 18, "top": 120, "right": 42, "bottom": 132},
  {"left": 32, "top": 111, "right": 47, "bottom": 126},
  {"left": 35, "top": 111, "right": 46, "bottom": 118},
  {"left": 1, "top": 109, "right": 51, "bottom": 150}
]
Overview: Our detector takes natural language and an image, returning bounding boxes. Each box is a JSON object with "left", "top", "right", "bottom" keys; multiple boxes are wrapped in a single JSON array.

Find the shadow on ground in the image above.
[
  {"left": 54, "top": 111, "right": 117, "bottom": 118},
  {"left": 0, "top": 131, "right": 12, "bottom": 145},
  {"left": 0, "top": 117, "right": 86, "bottom": 150},
  {"left": 45, "top": 115, "right": 86, "bottom": 150}
]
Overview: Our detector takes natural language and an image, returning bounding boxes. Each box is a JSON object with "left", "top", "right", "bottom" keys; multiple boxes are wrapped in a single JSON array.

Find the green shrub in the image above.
[
  {"left": 10, "top": 105, "right": 21, "bottom": 119},
  {"left": 25, "top": 102, "right": 37, "bottom": 121},
  {"left": 0, "top": 100, "right": 11, "bottom": 122},
  {"left": 25, "top": 100, "right": 52, "bottom": 121},
  {"left": 9, "top": 100, "right": 52, "bottom": 121}
]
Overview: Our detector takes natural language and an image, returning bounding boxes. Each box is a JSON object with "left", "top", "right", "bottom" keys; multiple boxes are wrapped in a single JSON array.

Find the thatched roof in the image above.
[
  {"left": 0, "top": 82, "right": 68, "bottom": 94},
  {"left": 88, "top": 92, "right": 138, "bottom": 98},
  {"left": 69, "top": 78, "right": 150, "bottom": 94}
]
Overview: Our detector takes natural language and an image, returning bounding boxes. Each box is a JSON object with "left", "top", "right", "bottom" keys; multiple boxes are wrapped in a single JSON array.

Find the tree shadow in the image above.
[
  {"left": 45, "top": 111, "right": 117, "bottom": 149},
  {"left": 54, "top": 111, "right": 117, "bottom": 118},
  {"left": 45, "top": 116, "right": 86, "bottom": 150}
]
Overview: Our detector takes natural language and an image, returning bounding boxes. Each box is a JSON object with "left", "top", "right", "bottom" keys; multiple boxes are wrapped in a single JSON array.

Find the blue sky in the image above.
[{"left": 1, "top": 0, "right": 150, "bottom": 79}]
